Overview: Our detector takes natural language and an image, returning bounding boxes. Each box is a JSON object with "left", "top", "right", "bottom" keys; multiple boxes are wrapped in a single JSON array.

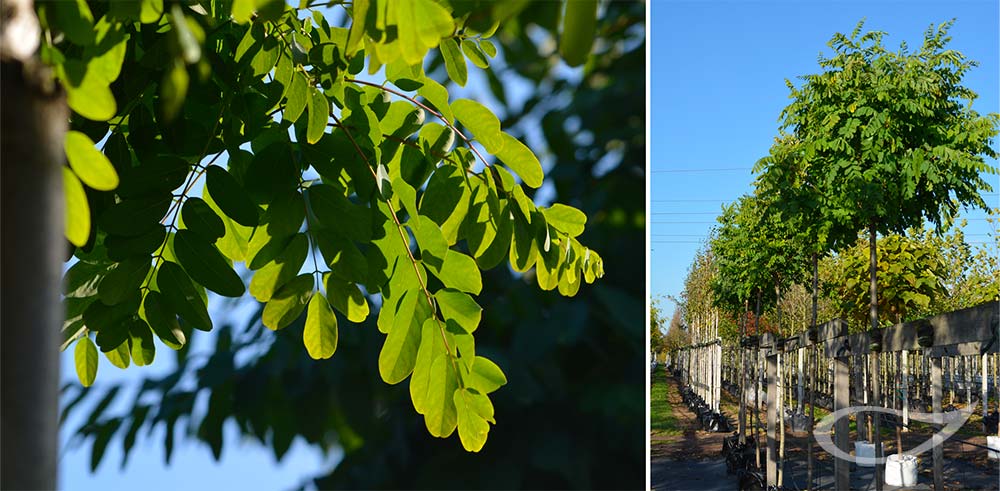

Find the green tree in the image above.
[
  {"left": 56, "top": 1, "right": 645, "bottom": 487},
  {"left": 650, "top": 296, "right": 665, "bottom": 355}
]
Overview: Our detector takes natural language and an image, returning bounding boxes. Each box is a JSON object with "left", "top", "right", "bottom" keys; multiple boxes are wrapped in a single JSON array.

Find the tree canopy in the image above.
[{"left": 55, "top": 0, "right": 645, "bottom": 486}]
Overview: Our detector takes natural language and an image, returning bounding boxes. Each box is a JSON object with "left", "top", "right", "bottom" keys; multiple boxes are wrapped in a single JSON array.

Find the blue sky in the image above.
[{"left": 650, "top": 0, "right": 1000, "bottom": 327}]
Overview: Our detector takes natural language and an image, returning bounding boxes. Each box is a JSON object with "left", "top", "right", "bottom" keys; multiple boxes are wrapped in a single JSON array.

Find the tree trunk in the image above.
[
  {"left": 868, "top": 221, "right": 883, "bottom": 490},
  {"left": 807, "top": 252, "right": 818, "bottom": 491},
  {"left": 1, "top": 58, "right": 67, "bottom": 489}
]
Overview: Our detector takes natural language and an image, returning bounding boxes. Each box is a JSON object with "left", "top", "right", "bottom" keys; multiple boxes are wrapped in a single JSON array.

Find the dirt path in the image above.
[{"left": 650, "top": 370, "right": 730, "bottom": 461}]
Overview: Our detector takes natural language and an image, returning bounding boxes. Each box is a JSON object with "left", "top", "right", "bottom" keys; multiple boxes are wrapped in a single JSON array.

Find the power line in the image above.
[
  {"left": 650, "top": 212, "right": 719, "bottom": 215},
  {"left": 650, "top": 199, "right": 732, "bottom": 202},
  {"left": 651, "top": 167, "right": 751, "bottom": 173}
]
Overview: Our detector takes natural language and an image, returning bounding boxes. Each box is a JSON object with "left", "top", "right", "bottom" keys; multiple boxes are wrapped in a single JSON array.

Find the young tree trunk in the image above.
[
  {"left": 868, "top": 221, "right": 884, "bottom": 490},
  {"left": 807, "top": 253, "right": 818, "bottom": 491},
  {"left": 1, "top": 57, "right": 67, "bottom": 491}
]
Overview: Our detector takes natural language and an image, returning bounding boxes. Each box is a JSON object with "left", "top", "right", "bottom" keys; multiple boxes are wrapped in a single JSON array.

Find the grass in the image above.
[{"left": 650, "top": 368, "right": 682, "bottom": 437}]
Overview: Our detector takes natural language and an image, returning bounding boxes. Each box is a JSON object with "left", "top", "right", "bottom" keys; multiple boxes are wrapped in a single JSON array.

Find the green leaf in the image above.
[
  {"left": 63, "top": 167, "right": 91, "bottom": 247},
  {"left": 105, "top": 341, "right": 130, "bottom": 369},
  {"left": 262, "top": 274, "right": 314, "bottom": 330},
  {"left": 410, "top": 318, "right": 447, "bottom": 414},
  {"left": 88, "top": 303, "right": 131, "bottom": 353},
  {"left": 160, "top": 60, "right": 189, "bottom": 122},
  {"left": 157, "top": 261, "right": 212, "bottom": 331},
  {"left": 140, "top": 291, "right": 185, "bottom": 349},
  {"left": 346, "top": 0, "right": 368, "bottom": 56},
  {"left": 308, "top": 184, "right": 371, "bottom": 242},
  {"left": 97, "top": 257, "right": 151, "bottom": 306},
  {"left": 62, "top": 59, "right": 117, "bottom": 121},
  {"left": 174, "top": 230, "right": 245, "bottom": 297},
  {"left": 479, "top": 39, "right": 497, "bottom": 58},
  {"left": 203, "top": 186, "right": 252, "bottom": 262},
  {"left": 50, "top": 0, "right": 96, "bottom": 46},
  {"left": 181, "top": 197, "right": 225, "bottom": 241},
  {"left": 418, "top": 164, "right": 471, "bottom": 245},
  {"left": 452, "top": 99, "right": 503, "bottom": 153},
  {"left": 323, "top": 274, "right": 370, "bottom": 323},
  {"left": 100, "top": 195, "right": 171, "bottom": 237},
  {"left": 128, "top": 319, "right": 156, "bottom": 366},
  {"left": 106, "top": 227, "right": 165, "bottom": 261},
  {"left": 378, "top": 290, "right": 431, "bottom": 384},
  {"left": 497, "top": 133, "right": 543, "bottom": 188},
  {"left": 303, "top": 293, "right": 338, "bottom": 359},
  {"left": 434, "top": 289, "right": 481, "bottom": 333},
  {"left": 140, "top": 0, "right": 164, "bottom": 23},
  {"left": 559, "top": 0, "right": 597, "bottom": 67},
  {"left": 116, "top": 156, "right": 189, "bottom": 199},
  {"left": 74, "top": 337, "right": 99, "bottom": 387},
  {"left": 542, "top": 203, "right": 586, "bottom": 237},
  {"left": 461, "top": 39, "right": 490, "bottom": 69},
  {"left": 315, "top": 229, "right": 368, "bottom": 284},
  {"left": 509, "top": 212, "right": 538, "bottom": 272},
  {"left": 284, "top": 72, "right": 309, "bottom": 124},
  {"left": 205, "top": 166, "right": 259, "bottom": 227},
  {"left": 424, "top": 354, "right": 458, "bottom": 437},
  {"left": 230, "top": 0, "right": 254, "bottom": 23},
  {"left": 396, "top": 0, "right": 454, "bottom": 66},
  {"left": 440, "top": 38, "right": 467, "bottom": 87},
  {"left": 307, "top": 89, "right": 329, "bottom": 144},
  {"left": 437, "top": 251, "right": 482, "bottom": 295},
  {"left": 417, "top": 77, "right": 454, "bottom": 122},
  {"left": 250, "top": 36, "right": 279, "bottom": 78},
  {"left": 467, "top": 356, "right": 506, "bottom": 393},
  {"left": 454, "top": 387, "right": 493, "bottom": 452},
  {"left": 65, "top": 131, "right": 119, "bottom": 191},
  {"left": 250, "top": 233, "right": 308, "bottom": 302}
]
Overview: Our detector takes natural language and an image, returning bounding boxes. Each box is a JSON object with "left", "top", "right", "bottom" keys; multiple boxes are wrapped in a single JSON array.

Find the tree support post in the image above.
[
  {"left": 766, "top": 351, "right": 778, "bottom": 487},
  {"left": 931, "top": 356, "right": 944, "bottom": 490},
  {"left": 833, "top": 351, "right": 851, "bottom": 491}
]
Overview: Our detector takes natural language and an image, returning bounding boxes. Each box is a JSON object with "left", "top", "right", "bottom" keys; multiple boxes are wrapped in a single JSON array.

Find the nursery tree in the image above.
[{"left": 777, "top": 19, "right": 999, "bottom": 487}]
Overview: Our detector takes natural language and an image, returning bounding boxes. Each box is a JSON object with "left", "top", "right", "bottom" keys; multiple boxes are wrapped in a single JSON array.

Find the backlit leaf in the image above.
[
  {"left": 262, "top": 274, "right": 314, "bottom": 330},
  {"left": 74, "top": 337, "right": 98, "bottom": 387},
  {"left": 174, "top": 230, "right": 245, "bottom": 297},
  {"left": 157, "top": 261, "right": 212, "bottom": 331},
  {"left": 303, "top": 293, "right": 338, "bottom": 359},
  {"left": 63, "top": 168, "right": 91, "bottom": 247},
  {"left": 65, "top": 131, "right": 119, "bottom": 191}
]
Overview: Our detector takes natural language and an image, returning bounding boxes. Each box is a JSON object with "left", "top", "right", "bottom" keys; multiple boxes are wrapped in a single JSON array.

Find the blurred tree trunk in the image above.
[{"left": 1, "top": 0, "right": 67, "bottom": 487}]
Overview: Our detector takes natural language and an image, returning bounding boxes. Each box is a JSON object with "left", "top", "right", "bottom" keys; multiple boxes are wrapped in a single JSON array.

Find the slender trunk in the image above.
[
  {"left": 1, "top": 56, "right": 67, "bottom": 489},
  {"left": 740, "top": 300, "right": 748, "bottom": 444},
  {"left": 807, "top": 252, "right": 818, "bottom": 491},
  {"left": 755, "top": 288, "right": 763, "bottom": 469},
  {"left": 869, "top": 221, "right": 883, "bottom": 490}
]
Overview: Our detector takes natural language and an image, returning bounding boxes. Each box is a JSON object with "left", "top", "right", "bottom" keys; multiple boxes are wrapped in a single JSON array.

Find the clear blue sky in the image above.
[{"left": 651, "top": 1, "right": 1000, "bottom": 327}]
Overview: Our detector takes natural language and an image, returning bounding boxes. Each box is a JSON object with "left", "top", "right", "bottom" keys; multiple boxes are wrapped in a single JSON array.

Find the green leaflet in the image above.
[
  {"left": 418, "top": 123, "right": 456, "bottom": 164},
  {"left": 251, "top": 35, "right": 279, "bottom": 78},
  {"left": 396, "top": 0, "right": 453, "bottom": 66},
  {"left": 100, "top": 195, "right": 171, "bottom": 237},
  {"left": 250, "top": 233, "right": 308, "bottom": 302},
  {"left": 204, "top": 166, "right": 259, "bottom": 227},
  {"left": 174, "top": 229, "right": 245, "bottom": 297},
  {"left": 541, "top": 203, "right": 586, "bottom": 237},
  {"left": 467, "top": 356, "right": 507, "bottom": 394},
  {"left": 140, "top": 291, "right": 185, "bottom": 349},
  {"left": 116, "top": 156, "right": 188, "bottom": 199},
  {"left": 434, "top": 289, "right": 481, "bottom": 333},
  {"left": 452, "top": 99, "right": 503, "bottom": 153},
  {"left": 160, "top": 60, "right": 188, "bottom": 122},
  {"left": 86, "top": 299, "right": 133, "bottom": 352},
  {"left": 65, "top": 131, "right": 119, "bottom": 191},
  {"left": 105, "top": 340, "right": 130, "bottom": 369},
  {"left": 423, "top": 354, "right": 458, "bottom": 438},
  {"left": 74, "top": 336, "right": 99, "bottom": 387},
  {"left": 535, "top": 228, "right": 561, "bottom": 291},
  {"left": 49, "top": 0, "right": 95, "bottom": 45},
  {"left": 323, "top": 274, "right": 370, "bottom": 323},
  {"left": 497, "top": 133, "right": 543, "bottom": 188},
  {"left": 479, "top": 38, "right": 497, "bottom": 58},
  {"left": 97, "top": 256, "right": 151, "bottom": 305},
  {"left": 440, "top": 38, "right": 467, "bottom": 87},
  {"left": 308, "top": 184, "right": 372, "bottom": 242},
  {"left": 410, "top": 318, "right": 448, "bottom": 414},
  {"left": 61, "top": 59, "right": 117, "bottom": 121},
  {"left": 417, "top": 77, "right": 454, "bottom": 123},
  {"left": 246, "top": 191, "right": 305, "bottom": 268},
  {"left": 156, "top": 261, "right": 212, "bottom": 331},
  {"left": 244, "top": 143, "right": 300, "bottom": 205},
  {"left": 378, "top": 290, "right": 431, "bottom": 384},
  {"left": 284, "top": 72, "right": 309, "bottom": 124},
  {"left": 454, "top": 387, "right": 494, "bottom": 452},
  {"left": 559, "top": 0, "right": 598, "bottom": 67},
  {"left": 419, "top": 163, "right": 471, "bottom": 245},
  {"left": 181, "top": 197, "right": 225, "bottom": 241},
  {"left": 509, "top": 211, "right": 538, "bottom": 273},
  {"left": 413, "top": 215, "right": 482, "bottom": 294},
  {"left": 262, "top": 274, "right": 314, "bottom": 330},
  {"left": 307, "top": 88, "right": 329, "bottom": 144},
  {"left": 128, "top": 318, "right": 156, "bottom": 366},
  {"left": 202, "top": 185, "right": 252, "bottom": 262},
  {"left": 345, "top": 0, "right": 368, "bottom": 55},
  {"left": 64, "top": 259, "right": 109, "bottom": 298},
  {"left": 63, "top": 168, "right": 91, "bottom": 247},
  {"left": 314, "top": 229, "right": 368, "bottom": 284},
  {"left": 106, "top": 226, "right": 165, "bottom": 261},
  {"left": 461, "top": 39, "right": 490, "bottom": 69},
  {"left": 303, "top": 293, "right": 338, "bottom": 359}
]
